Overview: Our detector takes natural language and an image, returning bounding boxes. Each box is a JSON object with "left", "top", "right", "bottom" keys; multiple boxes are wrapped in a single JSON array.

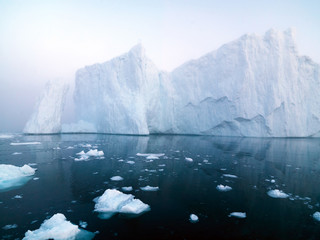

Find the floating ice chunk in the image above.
[
  {"left": 10, "top": 142, "right": 41, "bottom": 146},
  {"left": 223, "top": 174, "right": 238, "bottom": 178},
  {"left": 66, "top": 146, "right": 74, "bottom": 149},
  {"left": 185, "top": 157, "right": 193, "bottom": 162},
  {"left": 216, "top": 184, "right": 232, "bottom": 192},
  {"left": 267, "top": 189, "right": 289, "bottom": 198},
  {"left": 271, "top": 179, "right": 276, "bottom": 183},
  {"left": 79, "top": 221, "right": 88, "bottom": 228},
  {"left": 136, "top": 153, "right": 165, "bottom": 158},
  {"left": 23, "top": 213, "right": 94, "bottom": 240},
  {"left": 146, "top": 155, "right": 160, "bottom": 160},
  {"left": 0, "top": 164, "right": 36, "bottom": 192},
  {"left": 86, "top": 149, "right": 104, "bottom": 157},
  {"left": 76, "top": 150, "right": 86, "bottom": 155},
  {"left": 2, "top": 224, "right": 18, "bottom": 230},
  {"left": 74, "top": 155, "right": 89, "bottom": 161},
  {"left": 94, "top": 189, "right": 150, "bottom": 219},
  {"left": 140, "top": 186, "right": 159, "bottom": 191},
  {"left": 110, "top": 176, "right": 123, "bottom": 181},
  {"left": 189, "top": 214, "right": 199, "bottom": 223},
  {"left": 13, "top": 195, "right": 23, "bottom": 199},
  {"left": 126, "top": 161, "right": 135, "bottom": 164},
  {"left": 158, "top": 164, "right": 166, "bottom": 167},
  {"left": 122, "top": 186, "right": 133, "bottom": 192},
  {"left": 0, "top": 134, "right": 14, "bottom": 139},
  {"left": 313, "top": 212, "right": 320, "bottom": 221},
  {"left": 12, "top": 152, "right": 22, "bottom": 155},
  {"left": 228, "top": 212, "right": 246, "bottom": 218}
]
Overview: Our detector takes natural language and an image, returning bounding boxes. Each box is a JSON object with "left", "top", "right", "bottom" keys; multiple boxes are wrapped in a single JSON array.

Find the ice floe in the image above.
[
  {"left": 140, "top": 186, "right": 159, "bottom": 191},
  {"left": 75, "top": 149, "right": 104, "bottom": 161},
  {"left": 185, "top": 157, "right": 193, "bottom": 162},
  {"left": 136, "top": 153, "right": 165, "bottom": 159},
  {"left": 23, "top": 213, "right": 94, "bottom": 240},
  {"left": 126, "top": 161, "right": 135, "bottom": 164},
  {"left": 10, "top": 142, "right": 41, "bottom": 146},
  {"left": 313, "top": 212, "right": 320, "bottom": 221},
  {"left": 189, "top": 214, "right": 199, "bottom": 223},
  {"left": 0, "top": 134, "right": 15, "bottom": 139},
  {"left": 110, "top": 176, "right": 123, "bottom": 181},
  {"left": 228, "top": 212, "right": 246, "bottom": 218},
  {"left": 94, "top": 189, "right": 150, "bottom": 219},
  {"left": 2, "top": 224, "right": 18, "bottom": 230},
  {"left": 12, "top": 152, "right": 22, "bottom": 155},
  {"left": 216, "top": 184, "right": 232, "bottom": 192},
  {"left": 0, "top": 164, "right": 36, "bottom": 191},
  {"left": 223, "top": 174, "right": 238, "bottom": 178},
  {"left": 122, "top": 186, "right": 133, "bottom": 192},
  {"left": 267, "top": 189, "right": 289, "bottom": 198}
]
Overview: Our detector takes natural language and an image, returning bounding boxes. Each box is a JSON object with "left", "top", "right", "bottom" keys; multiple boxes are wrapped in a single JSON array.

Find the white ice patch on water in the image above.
[
  {"left": 126, "top": 161, "right": 135, "bottom": 164},
  {"left": 12, "top": 152, "right": 22, "bottom": 155},
  {"left": 75, "top": 149, "right": 104, "bottom": 161},
  {"left": 136, "top": 153, "right": 165, "bottom": 158},
  {"left": 228, "top": 212, "right": 246, "bottom": 218},
  {"left": 110, "top": 176, "right": 123, "bottom": 181},
  {"left": 79, "top": 221, "right": 88, "bottom": 228},
  {"left": 94, "top": 189, "right": 150, "bottom": 219},
  {"left": 313, "top": 212, "right": 320, "bottom": 221},
  {"left": 23, "top": 213, "right": 95, "bottom": 240},
  {"left": 189, "top": 214, "right": 199, "bottom": 223},
  {"left": 267, "top": 189, "right": 289, "bottom": 198},
  {"left": 223, "top": 174, "right": 238, "bottom": 178},
  {"left": 10, "top": 142, "right": 41, "bottom": 146},
  {"left": 2, "top": 224, "right": 18, "bottom": 230},
  {"left": 0, "top": 134, "right": 15, "bottom": 139},
  {"left": 140, "top": 186, "right": 159, "bottom": 191},
  {"left": 185, "top": 157, "right": 193, "bottom": 162},
  {"left": 0, "top": 164, "right": 36, "bottom": 191},
  {"left": 216, "top": 184, "right": 232, "bottom": 192},
  {"left": 122, "top": 186, "right": 133, "bottom": 192}
]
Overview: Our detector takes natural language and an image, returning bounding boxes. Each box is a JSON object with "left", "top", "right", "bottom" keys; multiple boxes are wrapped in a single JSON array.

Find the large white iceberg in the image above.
[
  {"left": 0, "top": 164, "right": 36, "bottom": 192},
  {"left": 25, "top": 29, "right": 320, "bottom": 137},
  {"left": 94, "top": 189, "right": 150, "bottom": 219},
  {"left": 24, "top": 80, "right": 69, "bottom": 134},
  {"left": 23, "top": 213, "right": 94, "bottom": 240}
]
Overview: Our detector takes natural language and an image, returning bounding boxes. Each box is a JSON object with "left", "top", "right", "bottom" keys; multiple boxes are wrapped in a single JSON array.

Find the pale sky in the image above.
[{"left": 1, "top": 0, "right": 320, "bottom": 132}]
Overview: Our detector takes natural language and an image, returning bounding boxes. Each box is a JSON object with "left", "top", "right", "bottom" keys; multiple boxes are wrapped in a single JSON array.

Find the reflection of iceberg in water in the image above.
[{"left": 0, "top": 164, "right": 36, "bottom": 192}]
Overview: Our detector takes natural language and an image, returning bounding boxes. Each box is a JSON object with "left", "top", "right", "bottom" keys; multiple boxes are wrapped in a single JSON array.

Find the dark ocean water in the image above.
[{"left": 1, "top": 134, "right": 320, "bottom": 239}]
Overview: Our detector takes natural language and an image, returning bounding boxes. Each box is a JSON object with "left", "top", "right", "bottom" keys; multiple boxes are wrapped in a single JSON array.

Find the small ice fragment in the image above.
[
  {"left": 13, "top": 195, "right": 22, "bottom": 199},
  {"left": 271, "top": 179, "right": 276, "bottom": 183},
  {"left": 10, "top": 142, "right": 41, "bottom": 146},
  {"left": 158, "top": 164, "right": 166, "bottom": 167},
  {"left": 33, "top": 177, "right": 39, "bottom": 181},
  {"left": 67, "top": 146, "right": 74, "bottom": 149},
  {"left": 0, "top": 134, "right": 14, "bottom": 139},
  {"left": 220, "top": 168, "right": 227, "bottom": 171},
  {"left": 2, "top": 224, "right": 18, "bottom": 230},
  {"left": 158, "top": 169, "right": 164, "bottom": 172},
  {"left": 86, "top": 149, "right": 104, "bottom": 157},
  {"left": 267, "top": 189, "right": 289, "bottom": 198},
  {"left": 110, "top": 176, "right": 123, "bottom": 181},
  {"left": 12, "top": 152, "right": 22, "bottom": 155},
  {"left": 76, "top": 150, "right": 86, "bottom": 155},
  {"left": 216, "top": 184, "right": 232, "bottom": 192},
  {"left": 228, "top": 212, "right": 246, "bottom": 218},
  {"left": 313, "top": 212, "right": 320, "bottom": 221},
  {"left": 79, "top": 221, "right": 88, "bottom": 228},
  {"left": 203, "top": 160, "right": 208, "bottom": 163},
  {"left": 185, "top": 157, "right": 193, "bottom": 162},
  {"left": 126, "top": 161, "right": 135, "bottom": 164},
  {"left": 223, "top": 174, "right": 238, "bottom": 178},
  {"left": 140, "top": 186, "right": 159, "bottom": 191},
  {"left": 122, "top": 186, "right": 133, "bottom": 192},
  {"left": 136, "top": 153, "right": 165, "bottom": 157},
  {"left": 189, "top": 214, "right": 199, "bottom": 223}
]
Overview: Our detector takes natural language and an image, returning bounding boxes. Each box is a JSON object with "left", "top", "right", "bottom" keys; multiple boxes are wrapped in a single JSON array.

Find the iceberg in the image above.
[
  {"left": 0, "top": 164, "right": 36, "bottom": 192},
  {"left": 25, "top": 29, "right": 320, "bottom": 137},
  {"left": 24, "top": 80, "right": 69, "bottom": 134},
  {"left": 23, "top": 213, "right": 94, "bottom": 240},
  {"left": 94, "top": 189, "right": 150, "bottom": 219}
]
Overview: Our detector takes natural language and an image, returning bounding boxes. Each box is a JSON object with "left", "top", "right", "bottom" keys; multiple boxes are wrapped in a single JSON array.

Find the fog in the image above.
[{"left": 1, "top": 0, "right": 319, "bottom": 132}]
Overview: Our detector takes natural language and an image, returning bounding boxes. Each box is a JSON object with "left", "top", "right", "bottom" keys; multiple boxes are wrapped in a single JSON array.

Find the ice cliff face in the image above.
[
  {"left": 25, "top": 29, "right": 320, "bottom": 137},
  {"left": 73, "top": 44, "right": 174, "bottom": 134},
  {"left": 170, "top": 29, "right": 320, "bottom": 136},
  {"left": 24, "top": 80, "right": 69, "bottom": 134}
]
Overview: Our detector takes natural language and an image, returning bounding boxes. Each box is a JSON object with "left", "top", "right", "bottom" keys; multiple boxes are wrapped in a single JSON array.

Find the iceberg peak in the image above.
[{"left": 129, "top": 43, "right": 146, "bottom": 59}]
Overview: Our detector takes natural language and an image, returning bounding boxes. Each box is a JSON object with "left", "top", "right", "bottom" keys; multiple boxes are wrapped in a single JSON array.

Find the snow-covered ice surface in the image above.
[
  {"left": 24, "top": 80, "right": 69, "bottom": 134},
  {"left": 0, "top": 164, "right": 36, "bottom": 192},
  {"left": 267, "top": 189, "right": 289, "bottom": 198},
  {"left": 216, "top": 184, "right": 232, "bottom": 192},
  {"left": 25, "top": 29, "right": 320, "bottom": 137},
  {"left": 23, "top": 213, "right": 94, "bottom": 240},
  {"left": 94, "top": 189, "right": 150, "bottom": 219},
  {"left": 228, "top": 212, "right": 246, "bottom": 218}
]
